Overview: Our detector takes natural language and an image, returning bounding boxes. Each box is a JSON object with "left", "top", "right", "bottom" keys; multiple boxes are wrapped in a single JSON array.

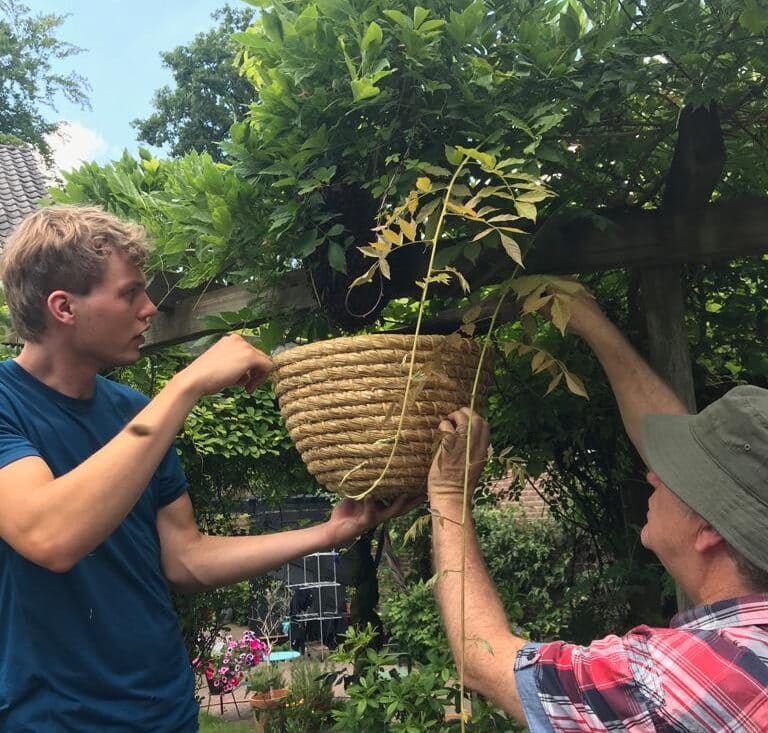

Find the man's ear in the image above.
[
  {"left": 694, "top": 522, "right": 725, "bottom": 554},
  {"left": 47, "top": 290, "right": 76, "bottom": 327}
]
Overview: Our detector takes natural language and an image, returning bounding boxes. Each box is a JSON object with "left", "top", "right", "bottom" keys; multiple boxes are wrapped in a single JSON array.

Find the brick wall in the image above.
[{"left": 487, "top": 473, "right": 549, "bottom": 521}]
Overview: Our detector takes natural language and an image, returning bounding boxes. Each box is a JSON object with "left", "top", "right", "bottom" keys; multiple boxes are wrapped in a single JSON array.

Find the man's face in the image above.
[
  {"left": 641, "top": 471, "right": 700, "bottom": 573},
  {"left": 68, "top": 250, "right": 157, "bottom": 369}
]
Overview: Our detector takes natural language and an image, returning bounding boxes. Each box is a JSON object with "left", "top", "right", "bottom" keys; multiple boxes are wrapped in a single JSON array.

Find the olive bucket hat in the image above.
[{"left": 640, "top": 385, "right": 768, "bottom": 572}]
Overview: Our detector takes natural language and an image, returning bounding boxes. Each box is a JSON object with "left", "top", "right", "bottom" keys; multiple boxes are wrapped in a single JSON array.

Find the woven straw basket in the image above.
[{"left": 271, "top": 334, "right": 492, "bottom": 499}]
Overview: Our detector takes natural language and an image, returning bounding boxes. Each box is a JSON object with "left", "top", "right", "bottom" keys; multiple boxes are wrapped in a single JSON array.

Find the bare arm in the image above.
[
  {"left": 157, "top": 492, "right": 420, "bottom": 592},
  {"left": 428, "top": 409, "right": 528, "bottom": 725},
  {"left": 564, "top": 293, "right": 687, "bottom": 456},
  {"left": 0, "top": 334, "right": 272, "bottom": 572}
]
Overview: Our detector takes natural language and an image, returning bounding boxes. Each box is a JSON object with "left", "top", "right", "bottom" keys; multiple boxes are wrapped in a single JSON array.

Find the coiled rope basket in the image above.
[{"left": 271, "top": 334, "right": 493, "bottom": 500}]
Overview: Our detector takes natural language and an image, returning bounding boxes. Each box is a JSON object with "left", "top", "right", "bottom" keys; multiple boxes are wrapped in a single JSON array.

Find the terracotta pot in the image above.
[{"left": 249, "top": 687, "right": 289, "bottom": 710}]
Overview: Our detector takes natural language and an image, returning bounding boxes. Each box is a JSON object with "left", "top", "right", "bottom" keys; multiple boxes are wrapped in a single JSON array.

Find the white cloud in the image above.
[{"left": 41, "top": 121, "right": 109, "bottom": 179}]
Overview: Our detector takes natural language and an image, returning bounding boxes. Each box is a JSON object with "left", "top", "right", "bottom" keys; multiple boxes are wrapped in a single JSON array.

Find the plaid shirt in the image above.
[{"left": 514, "top": 594, "right": 768, "bottom": 732}]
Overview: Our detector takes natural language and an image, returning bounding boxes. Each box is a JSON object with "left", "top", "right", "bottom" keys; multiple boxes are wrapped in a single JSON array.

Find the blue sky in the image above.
[{"left": 24, "top": 0, "right": 242, "bottom": 171}]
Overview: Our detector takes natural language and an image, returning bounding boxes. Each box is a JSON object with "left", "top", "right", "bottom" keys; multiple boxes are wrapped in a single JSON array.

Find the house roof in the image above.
[{"left": 0, "top": 143, "right": 47, "bottom": 245}]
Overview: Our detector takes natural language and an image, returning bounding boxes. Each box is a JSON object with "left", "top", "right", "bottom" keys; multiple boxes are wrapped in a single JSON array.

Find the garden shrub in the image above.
[
  {"left": 329, "top": 642, "right": 520, "bottom": 733},
  {"left": 383, "top": 501, "right": 629, "bottom": 667}
]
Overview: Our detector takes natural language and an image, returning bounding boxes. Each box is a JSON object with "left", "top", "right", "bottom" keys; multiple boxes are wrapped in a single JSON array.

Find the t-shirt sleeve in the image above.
[
  {"left": 514, "top": 630, "right": 658, "bottom": 731},
  {"left": 0, "top": 414, "right": 42, "bottom": 469},
  {"left": 155, "top": 442, "right": 190, "bottom": 507}
]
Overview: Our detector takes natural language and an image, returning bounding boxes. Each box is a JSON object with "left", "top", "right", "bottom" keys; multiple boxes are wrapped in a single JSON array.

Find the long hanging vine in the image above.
[{"left": 344, "top": 145, "right": 591, "bottom": 729}]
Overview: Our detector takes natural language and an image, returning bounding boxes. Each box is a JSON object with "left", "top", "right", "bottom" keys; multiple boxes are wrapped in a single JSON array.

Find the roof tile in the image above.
[{"left": 0, "top": 144, "right": 47, "bottom": 246}]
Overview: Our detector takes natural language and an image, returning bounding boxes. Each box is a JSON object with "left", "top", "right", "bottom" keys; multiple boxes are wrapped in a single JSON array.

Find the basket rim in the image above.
[{"left": 272, "top": 333, "right": 482, "bottom": 368}]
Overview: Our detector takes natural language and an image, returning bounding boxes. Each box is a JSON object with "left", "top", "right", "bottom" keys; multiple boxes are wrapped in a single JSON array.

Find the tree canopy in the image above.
[
  {"left": 53, "top": 0, "right": 768, "bottom": 334},
  {"left": 131, "top": 5, "right": 256, "bottom": 161},
  {"left": 0, "top": 0, "right": 90, "bottom": 159}
]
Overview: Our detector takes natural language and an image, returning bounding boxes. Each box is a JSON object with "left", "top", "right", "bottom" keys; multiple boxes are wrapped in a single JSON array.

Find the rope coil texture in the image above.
[{"left": 272, "top": 334, "right": 491, "bottom": 499}]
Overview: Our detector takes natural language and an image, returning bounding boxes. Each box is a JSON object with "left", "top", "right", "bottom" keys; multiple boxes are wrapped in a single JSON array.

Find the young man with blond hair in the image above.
[
  {"left": 429, "top": 295, "right": 768, "bottom": 732},
  {"left": 0, "top": 205, "right": 411, "bottom": 732}
]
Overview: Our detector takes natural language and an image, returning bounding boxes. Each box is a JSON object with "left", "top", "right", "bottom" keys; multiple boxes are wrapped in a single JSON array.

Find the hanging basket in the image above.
[{"left": 271, "top": 334, "right": 492, "bottom": 500}]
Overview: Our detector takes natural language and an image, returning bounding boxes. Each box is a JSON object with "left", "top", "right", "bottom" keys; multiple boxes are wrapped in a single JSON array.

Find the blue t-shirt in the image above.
[{"left": 0, "top": 360, "right": 197, "bottom": 732}]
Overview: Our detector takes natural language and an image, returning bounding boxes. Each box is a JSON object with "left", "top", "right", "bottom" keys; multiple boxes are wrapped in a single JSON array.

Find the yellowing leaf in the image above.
[
  {"left": 550, "top": 295, "right": 570, "bottom": 336},
  {"left": 530, "top": 350, "right": 549, "bottom": 373},
  {"left": 517, "top": 189, "right": 552, "bottom": 203},
  {"left": 403, "top": 514, "right": 432, "bottom": 545},
  {"left": 379, "top": 257, "right": 391, "bottom": 279},
  {"left": 381, "top": 228, "right": 402, "bottom": 246},
  {"left": 522, "top": 292, "right": 553, "bottom": 314},
  {"left": 416, "top": 176, "right": 432, "bottom": 192},
  {"left": 500, "top": 233, "right": 524, "bottom": 266},
  {"left": 472, "top": 227, "right": 495, "bottom": 242},
  {"left": 399, "top": 218, "right": 417, "bottom": 241},
  {"left": 549, "top": 277, "right": 592, "bottom": 296},
  {"left": 545, "top": 372, "right": 563, "bottom": 395},
  {"left": 348, "top": 262, "right": 379, "bottom": 289},
  {"left": 444, "top": 266, "right": 470, "bottom": 293},
  {"left": 510, "top": 275, "right": 548, "bottom": 298},
  {"left": 564, "top": 370, "right": 589, "bottom": 399},
  {"left": 515, "top": 200, "right": 538, "bottom": 222},
  {"left": 488, "top": 214, "right": 521, "bottom": 223},
  {"left": 500, "top": 340, "right": 518, "bottom": 356}
]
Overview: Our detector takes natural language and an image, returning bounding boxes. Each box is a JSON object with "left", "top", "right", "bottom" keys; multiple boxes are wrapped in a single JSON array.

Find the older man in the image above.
[
  {"left": 429, "top": 294, "right": 768, "bottom": 731},
  {"left": 0, "top": 205, "right": 411, "bottom": 732}
]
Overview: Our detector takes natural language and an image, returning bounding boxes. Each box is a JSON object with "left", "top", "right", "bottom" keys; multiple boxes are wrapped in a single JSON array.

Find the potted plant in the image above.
[
  {"left": 195, "top": 630, "right": 269, "bottom": 697},
  {"left": 246, "top": 663, "right": 289, "bottom": 710}
]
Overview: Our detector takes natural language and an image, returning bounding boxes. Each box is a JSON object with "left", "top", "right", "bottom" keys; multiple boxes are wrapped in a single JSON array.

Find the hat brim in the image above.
[{"left": 640, "top": 414, "right": 768, "bottom": 572}]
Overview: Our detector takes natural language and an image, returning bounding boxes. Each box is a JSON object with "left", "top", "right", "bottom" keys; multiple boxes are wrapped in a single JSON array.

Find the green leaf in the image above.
[
  {"left": 261, "top": 12, "right": 284, "bottom": 44},
  {"left": 559, "top": 4, "right": 581, "bottom": 42},
  {"left": 295, "top": 4, "right": 320, "bottom": 35},
  {"left": 455, "top": 146, "right": 495, "bottom": 169},
  {"left": 383, "top": 9, "right": 412, "bottom": 29},
  {"left": 351, "top": 76, "right": 382, "bottom": 101},
  {"left": 327, "top": 240, "right": 347, "bottom": 273},
  {"left": 361, "top": 21, "right": 383, "bottom": 54},
  {"left": 413, "top": 6, "right": 430, "bottom": 29},
  {"left": 740, "top": 1, "right": 768, "bottom": 33},
  {"left": 444, "top": 145, "right": 463, "bottom": 165}
]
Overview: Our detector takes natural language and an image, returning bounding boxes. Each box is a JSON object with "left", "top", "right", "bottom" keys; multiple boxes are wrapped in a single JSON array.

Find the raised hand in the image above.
[
  {"left": 427, "top": 408, "right": 490, "bottom": 504},
  {"left": 179, "top": 333, "right": 273, "bottom": 397}
]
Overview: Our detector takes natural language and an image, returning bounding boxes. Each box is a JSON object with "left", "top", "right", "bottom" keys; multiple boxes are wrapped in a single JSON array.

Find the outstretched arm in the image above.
[
  {"left": 0, "top": 334, "right": 272, "bottom": 572},
  {"left": 563, "top": 293, "right": 687, "bottom": 457},
  {"left": 157, "top": 492, "right": 420, "bottom": 592},
  {"left": 428, "top": 409, "right": 528, "bottom": 725}
]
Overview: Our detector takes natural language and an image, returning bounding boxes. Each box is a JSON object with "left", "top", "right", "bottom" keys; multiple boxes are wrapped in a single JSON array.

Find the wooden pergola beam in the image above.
[
  {"left": 141, "top": 197, "right": 768, "bottom": 350},
  {"left": 143, "top": 271, "right": 315, "bottom": 349}
]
